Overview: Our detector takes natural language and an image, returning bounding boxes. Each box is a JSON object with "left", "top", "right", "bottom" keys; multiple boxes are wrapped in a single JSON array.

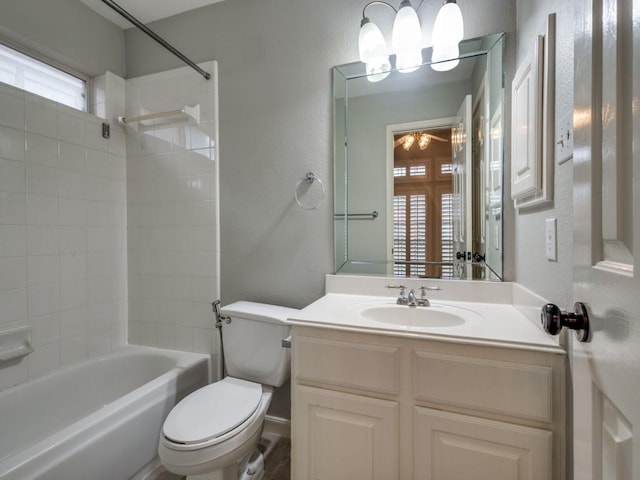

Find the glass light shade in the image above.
[
  {"left": 432, "top": 1, "right": 464, "bottom": 50},
  {"left": 391, "top": 2, "right": 422, "bottom": 53},
  {"left": 392, "top": 2, "right": 423, "bottom": 73},
  {"left": 365, "top": 60, "right": 392, "bottom": 82},
  {"left": 396, "top": 49, "right": 423, "bottom": 72},
  {"left": 359, "top": 19, "right": 388, "bottom": 63},
  {"left": 418, "top": 133, "right": 431, "bottom": 149},
  {"left": 402, "top": 134, "right": 415, "bottom": 150},
  {"left": 431, "top": 44, "right": 460, "bottom": 72}
]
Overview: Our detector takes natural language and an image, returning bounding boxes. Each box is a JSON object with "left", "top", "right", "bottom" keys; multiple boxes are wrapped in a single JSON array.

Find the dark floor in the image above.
[{"left": 263, "top": 437, "right": 291, "bottom": 480}]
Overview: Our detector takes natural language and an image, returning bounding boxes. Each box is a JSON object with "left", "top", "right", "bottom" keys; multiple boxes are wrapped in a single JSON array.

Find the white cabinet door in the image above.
[
  {"left": 292, "top": 385, "right": 399, "bottom": 480},
  {"left": 572, "top": 0, "right": 640, "bottom": 479},
  {"left": 414, "top": 407, "right": 551, "bottom": 480}
]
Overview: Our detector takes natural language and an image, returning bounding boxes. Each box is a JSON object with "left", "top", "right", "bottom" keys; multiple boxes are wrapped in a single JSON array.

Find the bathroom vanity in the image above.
[{"left": 288, "top": 276, "right": 566, "bottom": 480}]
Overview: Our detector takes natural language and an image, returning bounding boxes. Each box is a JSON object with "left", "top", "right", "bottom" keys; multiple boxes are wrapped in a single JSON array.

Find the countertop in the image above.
[{"left": 288, "top": 293, "right": 566, "bottom": 354}]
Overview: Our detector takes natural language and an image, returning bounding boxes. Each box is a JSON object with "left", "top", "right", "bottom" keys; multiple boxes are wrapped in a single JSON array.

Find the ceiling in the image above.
[{"left": 80, "top": 0, "right": 227, "bottom": 29}]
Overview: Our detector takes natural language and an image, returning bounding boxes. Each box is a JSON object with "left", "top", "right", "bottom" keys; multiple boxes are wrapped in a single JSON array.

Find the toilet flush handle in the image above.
[{"left": 281, "top": 335, "right": 292, "bottom": 348}]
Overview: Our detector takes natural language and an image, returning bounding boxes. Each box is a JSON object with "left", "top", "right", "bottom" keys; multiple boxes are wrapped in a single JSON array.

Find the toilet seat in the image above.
[{"left": 163, "top": 377, "right": 263, "bottom": 446}]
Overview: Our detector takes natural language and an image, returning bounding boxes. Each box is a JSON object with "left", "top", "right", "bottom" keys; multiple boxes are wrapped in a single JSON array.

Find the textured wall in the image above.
[
  {"left": 514, "top": 0, "right": 574, "bottom": 307},
  {"left": 125, "top": 0, "right": 517, "bottom": 309},
  {"left": 0, "top": 0, "right": 125, "bottom": 78}
]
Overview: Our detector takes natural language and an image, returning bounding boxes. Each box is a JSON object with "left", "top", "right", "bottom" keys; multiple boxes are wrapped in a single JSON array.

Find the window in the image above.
[{"left": 0, "top": 43, "right": 87, "bottom": 111}]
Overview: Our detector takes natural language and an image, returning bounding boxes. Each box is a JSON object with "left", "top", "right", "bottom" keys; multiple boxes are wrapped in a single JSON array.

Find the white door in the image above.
[
  {"left": 572, "top": 0, "right": 640, "bottom": 478},
  {"left": 452, "top": 95, "right": 472, "bottom": 278}
]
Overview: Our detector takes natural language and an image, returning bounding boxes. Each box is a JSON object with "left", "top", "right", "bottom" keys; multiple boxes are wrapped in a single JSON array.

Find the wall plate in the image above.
[{"left": 556, "top": 111, "right": 573, "bottom": 164}]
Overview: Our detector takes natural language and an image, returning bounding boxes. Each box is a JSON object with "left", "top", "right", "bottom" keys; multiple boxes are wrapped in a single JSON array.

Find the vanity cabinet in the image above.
[{"left": 291, "top": 326, "right": 566, "bottom": 480}]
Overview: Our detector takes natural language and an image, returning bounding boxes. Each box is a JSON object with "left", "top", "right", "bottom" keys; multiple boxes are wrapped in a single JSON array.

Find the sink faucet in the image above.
[
  {"left": 407, "top": 289, "right": 417, "bottom": 307},
  {"left": 386, "top": 285, "right": 407, "bottom": 305},
  {"left": 386, "top": 284, "right": 441, "bottom": 307},
  {"left": 416, "top": 285, "right": 442, "bottom": 307}
]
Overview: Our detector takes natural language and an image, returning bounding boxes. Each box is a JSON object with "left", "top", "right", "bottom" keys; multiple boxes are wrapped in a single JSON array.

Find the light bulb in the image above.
[
  {"left": 359, "top": 18, "right": 388, "bottom": 63},
  {"left": 392, "top": 0, "right": 423, "bottom": 73},
  {"left": 396, "top": 49, "right": 423, "bottom": 73},
  {"left": 431, "top": 44, "right": 460, "bottom": 71},
  {"left": 365, "top": 60, "right": 392, "bottom": 82},
  {"left": 418, "top": 133, "right": 431, "bottom": 149},
  {"left": 359, "top": 17, "right": 391, "bottom": 82},
  {"left": 402, "top": 134, "right": 415, "bottom": 150},
  {"left": 432, "top": 1, "right": 464, "bottom": 51}
]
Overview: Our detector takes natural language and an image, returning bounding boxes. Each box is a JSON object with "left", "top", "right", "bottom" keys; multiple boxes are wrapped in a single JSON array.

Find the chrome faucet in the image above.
[
  {"left": 386, "top": 285, "right": 441, "bottom": 307},
  {"left": 406, "top": 289, "right": 417, "bottom": 306},
  {"left": 386, "top": 285, "right": 407, "bottom": 305}
]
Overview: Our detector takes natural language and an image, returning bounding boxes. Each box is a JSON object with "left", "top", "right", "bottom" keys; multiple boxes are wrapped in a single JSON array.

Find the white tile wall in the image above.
[
  {"left": 126, "top": 62, "right": 220, "bottom": 358},
  {"left": 0, "top": 80, "right": 127, "bottom": 390}
]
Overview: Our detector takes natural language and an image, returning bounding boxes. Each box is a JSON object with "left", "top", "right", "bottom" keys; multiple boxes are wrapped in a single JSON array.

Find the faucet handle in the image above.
[
  {"left": 419, "top": 285, "right": 441, "bottom": 296},
  {"left": 386, "top": 284, "right": 406, "bottom": 296}
]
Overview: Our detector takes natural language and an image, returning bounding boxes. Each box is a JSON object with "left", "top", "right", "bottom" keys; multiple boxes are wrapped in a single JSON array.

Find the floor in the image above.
[
  {"left": 147, "top": 435, "right": 291, "bottom": 480},
  {"left": 262, "top": 436, "right": 291, "bottom": 480}
]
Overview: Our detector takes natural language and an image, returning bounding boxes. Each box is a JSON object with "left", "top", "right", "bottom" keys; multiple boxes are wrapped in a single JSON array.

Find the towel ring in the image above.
[{"left": 295, "top": 172, "right": 325, "bottom": 210}]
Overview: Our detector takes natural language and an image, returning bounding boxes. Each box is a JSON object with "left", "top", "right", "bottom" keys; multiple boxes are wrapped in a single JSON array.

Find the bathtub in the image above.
[{"left": 0, "top": 345, "right": 210, "bottom": 480}]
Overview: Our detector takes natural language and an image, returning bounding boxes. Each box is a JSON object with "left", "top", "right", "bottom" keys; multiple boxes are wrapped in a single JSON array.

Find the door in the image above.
[
  {"left": 414, "top": 407, "right": 551, "bottom": 480},
  {"left": 452, "top": 95, "right": 472, "bottom": 278},
  {"left": 573, "top": 0, "right": 640, "bottom": 479},
  {"left": 292, "top": 385, "right": 399, "bottom": 480}
]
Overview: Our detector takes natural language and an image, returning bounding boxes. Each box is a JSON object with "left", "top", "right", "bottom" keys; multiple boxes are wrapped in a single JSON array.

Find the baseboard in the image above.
[{"left": 264, "top": 415, "right": 291, "bottom": 439}]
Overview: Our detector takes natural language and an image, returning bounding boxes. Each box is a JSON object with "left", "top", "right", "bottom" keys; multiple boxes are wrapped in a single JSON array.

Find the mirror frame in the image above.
[{"left": 333, "top": 33, "right": 505, "bottom": 280}]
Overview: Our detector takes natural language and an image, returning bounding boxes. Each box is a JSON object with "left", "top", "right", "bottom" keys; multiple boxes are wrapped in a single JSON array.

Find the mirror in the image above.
[{"left": 334, "top": 33, "right": 505, "bottom": 280}]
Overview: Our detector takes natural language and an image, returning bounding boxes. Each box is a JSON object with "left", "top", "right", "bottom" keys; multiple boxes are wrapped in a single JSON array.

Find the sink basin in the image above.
[{"left": 356, "top": 302, "right": 481, "bottom": 329}]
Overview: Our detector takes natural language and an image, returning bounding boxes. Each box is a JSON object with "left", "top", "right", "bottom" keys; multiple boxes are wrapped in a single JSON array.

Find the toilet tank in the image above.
[{"left": 220, "top": 301, "right": 298, "bottom": 387}]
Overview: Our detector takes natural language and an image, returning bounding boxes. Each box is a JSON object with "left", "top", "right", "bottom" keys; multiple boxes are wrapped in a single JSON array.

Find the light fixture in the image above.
[
  {"left": 402, "top": 134, "right": 416, "bottom": 150},
  {"left": 396, "top": 131, "right": 449, "bottom": 151},
  {"left": 358, "top": 17, "right": 391, "bottom": 82},
  {"left": 431, "top": 0, "right": 464, "bottom": 72},
  {"left": 417, "top": 133, "right": 432, "bottom": 150},
  {"left": 358, "top": 0, "right": 423, "bottom": 80},
  {"left": 358, "top": 0, "right": 464, "bottom": 81},
  {"left": 391, "top": 0, "right": 423, "bottom": 72}
]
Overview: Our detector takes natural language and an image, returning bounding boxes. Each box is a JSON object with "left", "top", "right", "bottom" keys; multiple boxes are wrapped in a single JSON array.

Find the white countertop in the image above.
[{"left": 288, "top": 293, "right": 565, "bottom": 354}]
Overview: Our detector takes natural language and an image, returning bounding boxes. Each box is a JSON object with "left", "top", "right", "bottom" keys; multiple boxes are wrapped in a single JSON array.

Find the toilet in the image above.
[{"left": 158, "top": 301, "right": 298, "bottom": 480}]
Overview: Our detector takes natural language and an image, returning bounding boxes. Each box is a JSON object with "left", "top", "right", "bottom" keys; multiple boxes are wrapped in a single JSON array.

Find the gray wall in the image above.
[
  {"left": 0, "top": 0, "right": 125, "bottom": 78},
  {"left": 125, "top": 0, "right": 517, "bottom": 309},
  {"left": 514, "top": 0, "right": 574, "bottom": 308}
]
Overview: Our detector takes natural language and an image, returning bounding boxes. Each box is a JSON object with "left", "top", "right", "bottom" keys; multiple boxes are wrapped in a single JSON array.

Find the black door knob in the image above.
[{"left": 540, "top": 302, "right": 590, "bottom": 342}]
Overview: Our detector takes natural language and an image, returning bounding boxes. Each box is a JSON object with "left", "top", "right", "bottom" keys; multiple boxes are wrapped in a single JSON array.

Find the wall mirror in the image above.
[{"left": 334, "top": 33, "right": 505, "bottom": 281}]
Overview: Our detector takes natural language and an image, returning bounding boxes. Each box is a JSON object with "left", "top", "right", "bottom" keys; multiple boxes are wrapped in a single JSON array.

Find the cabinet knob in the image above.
[{"left": 540, "top": 302, "right": 590, "bottom": 342}]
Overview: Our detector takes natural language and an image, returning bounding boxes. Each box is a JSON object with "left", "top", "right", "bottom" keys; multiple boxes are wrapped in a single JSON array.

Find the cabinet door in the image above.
[
  {"left": 292, "top": 385, "right": 399, "bottom": 480},
  {"left": 414, "top": 407, "right": 552, "bottom": 480}
]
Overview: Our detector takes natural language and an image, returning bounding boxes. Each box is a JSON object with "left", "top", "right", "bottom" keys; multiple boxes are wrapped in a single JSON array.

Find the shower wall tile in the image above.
[
  {"left": 0, "top": 225, "right": 26, "bottom": 257},
  {"left": 0, "top": 126, "right": 26, "bottom": 162},
  {"left": 126, "top": 62, "right": 220, "bottom": 359},
  {"left": 0, "top": 84, "right": 25, "bottom": 130},
  {"left": 0, "top": 159, "right": 26, "bottom": 193},
  {"left": 0, "top": 76, "right": 127, "bottom": 392}
]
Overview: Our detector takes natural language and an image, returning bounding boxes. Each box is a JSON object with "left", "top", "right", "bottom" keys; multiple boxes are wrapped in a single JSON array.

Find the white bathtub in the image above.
[{"left": 0, "top": 345, "right": 210, "bottom": 480}]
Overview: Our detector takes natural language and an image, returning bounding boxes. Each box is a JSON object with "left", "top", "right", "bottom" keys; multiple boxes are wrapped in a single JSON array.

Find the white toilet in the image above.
[{"left": 158, "top": 301, "right": 297, "bottom": 480}]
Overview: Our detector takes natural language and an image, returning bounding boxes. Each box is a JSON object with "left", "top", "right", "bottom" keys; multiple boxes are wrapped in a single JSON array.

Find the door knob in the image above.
[{"left": 540, "top": 302, "right": 590, "bottom": 342}]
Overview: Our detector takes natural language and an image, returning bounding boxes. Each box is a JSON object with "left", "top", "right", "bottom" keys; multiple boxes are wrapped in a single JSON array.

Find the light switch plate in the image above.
[
  {"left": 545, "top": 218, "right": 557, "bottom": 261},
  {"left": 556, "top": 111, "right": 573, "bottom": 164}
]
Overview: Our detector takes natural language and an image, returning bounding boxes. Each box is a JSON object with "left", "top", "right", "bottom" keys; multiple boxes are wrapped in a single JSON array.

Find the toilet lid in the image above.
[{"left": 163, "top": 377, "right": 263, "bottom": 445}]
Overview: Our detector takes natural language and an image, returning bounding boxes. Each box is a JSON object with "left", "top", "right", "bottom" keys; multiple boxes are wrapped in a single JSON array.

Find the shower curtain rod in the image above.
[{"left": 100, "top": 0, "right": 211, "bottom": 80}]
